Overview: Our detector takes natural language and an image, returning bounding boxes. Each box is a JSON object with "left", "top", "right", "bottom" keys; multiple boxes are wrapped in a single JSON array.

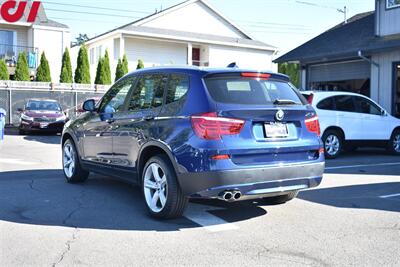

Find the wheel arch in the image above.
[
  {"left": 323, "top": 126, "right": 346, "bottom": 140},
  {"left": 137, "top": 141, "right": 182, "bottom": 185}
]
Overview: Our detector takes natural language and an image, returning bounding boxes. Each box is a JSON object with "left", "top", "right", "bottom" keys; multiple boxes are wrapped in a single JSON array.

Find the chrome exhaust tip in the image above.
[
  {"left": 233, "top": 191, "right": 242, "bottom": 200},
  {"left": 223, "top": 191, "right": 233, "bottom": 201}
]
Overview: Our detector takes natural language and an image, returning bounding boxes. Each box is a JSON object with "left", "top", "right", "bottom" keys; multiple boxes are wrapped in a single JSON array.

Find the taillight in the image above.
[
  {"left": 305, "top": 116, "right": 321, "bottom": 136},
  {"left": 306, "top": 94, "right": 314, "bottom": 104},
  {"left": 191, "top": 112, "right": 245, "bottom": 140},
  {"left": 241, "top": 72, "right": 271, "bottom": 79}
]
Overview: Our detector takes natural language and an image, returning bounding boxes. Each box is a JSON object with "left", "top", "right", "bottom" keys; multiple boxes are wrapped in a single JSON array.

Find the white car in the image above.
[{"left": 302, "top": 91, "right": 400, "bottom": 158}]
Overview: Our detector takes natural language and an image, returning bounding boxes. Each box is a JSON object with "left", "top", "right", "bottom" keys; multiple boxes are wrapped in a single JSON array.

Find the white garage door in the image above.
[
  {"left": 309, "top": 60, "right": 370, "bottom": 83},
  {"left": 125, "top": 38, "right": 187, "bottom": 67}
]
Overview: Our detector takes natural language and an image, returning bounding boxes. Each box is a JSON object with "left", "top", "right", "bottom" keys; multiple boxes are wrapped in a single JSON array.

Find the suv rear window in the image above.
[{"left": 204, "top": 76, "right": 304, "bottom": 105}]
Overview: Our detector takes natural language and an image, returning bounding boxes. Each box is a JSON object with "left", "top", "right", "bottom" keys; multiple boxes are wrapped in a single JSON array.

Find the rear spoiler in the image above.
[{"left": 204, "top": 72, "right": 290, "bottom": 82}]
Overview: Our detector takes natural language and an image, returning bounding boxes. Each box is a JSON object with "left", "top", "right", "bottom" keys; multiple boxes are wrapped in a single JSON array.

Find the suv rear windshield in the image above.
[{"left": 204, "top": 75, "right": 305, "bottom": 105}]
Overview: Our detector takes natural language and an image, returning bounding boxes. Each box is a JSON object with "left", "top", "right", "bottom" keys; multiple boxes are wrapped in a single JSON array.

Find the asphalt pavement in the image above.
[{"left": 0, "top": 132, "right": 399, "bottom": 266}]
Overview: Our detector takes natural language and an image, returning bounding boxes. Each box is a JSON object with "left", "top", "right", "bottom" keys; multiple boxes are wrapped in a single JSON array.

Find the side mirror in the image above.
[
  {"left": 83, "top": 99, "right": 96, "bottom": 112},
  {"left": 381, "top": 109, "right": 388, "bottom": 116}
]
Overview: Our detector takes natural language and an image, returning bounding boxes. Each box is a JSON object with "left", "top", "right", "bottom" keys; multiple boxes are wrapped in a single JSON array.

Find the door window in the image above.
[
  {"left": 166, "top": 74, "right": 189, "bottom": 104},
  {"left": 334, "top": 95, "right": 356, "bottom": 112},
  {"left": 128, "top": 74, "right": 166, "bottom": 111},
  {"left": 317, "top": 97, "right": 335, "bottom": 110},
  {"left": 354, "top": 96, "right": 382, "bottom": 116},
  {"left": 99, "top": 76, "right": 136, "bottom": 114}
]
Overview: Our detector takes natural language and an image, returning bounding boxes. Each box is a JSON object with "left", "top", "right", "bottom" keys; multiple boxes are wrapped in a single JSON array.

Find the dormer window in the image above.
[{"left": 387, "top": 0, "right": 400, "bottom": 9}]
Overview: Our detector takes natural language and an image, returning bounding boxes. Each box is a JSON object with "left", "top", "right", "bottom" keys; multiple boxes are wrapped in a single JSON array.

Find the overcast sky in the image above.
[{"left": 43, "top": 0, "right": 375, "bottom": 56}]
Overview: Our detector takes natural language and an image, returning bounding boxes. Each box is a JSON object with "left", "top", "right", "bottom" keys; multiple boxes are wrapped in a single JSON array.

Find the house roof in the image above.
[
  {"left": 274, "top": 11, "right": 400, "bottom": 64},
  {"left": 80, "top": 0, "right": 275, "bottom": 50}
]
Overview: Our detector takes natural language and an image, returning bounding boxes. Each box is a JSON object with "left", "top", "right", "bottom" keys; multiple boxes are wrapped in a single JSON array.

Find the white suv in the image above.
[{"left": 302, "top": 91, "right": 400, "bottom": 158}]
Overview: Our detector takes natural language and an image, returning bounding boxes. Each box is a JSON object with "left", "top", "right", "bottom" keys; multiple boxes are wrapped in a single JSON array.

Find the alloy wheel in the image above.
[
  {"left": 63, "top": 142, "right": 75, "bottom": 178},
  {"left": 143, "top": 163, "right": 168, "bottom": 213},
  {"left": 325, "top": 134, "right": 340, "bottom": 156},
  {"left": 393, "top": 133, "right": 400, "bottom": 153}
]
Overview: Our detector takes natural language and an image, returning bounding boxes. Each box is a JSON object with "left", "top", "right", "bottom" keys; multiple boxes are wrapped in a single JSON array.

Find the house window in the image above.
[
  {"left": 387, "top": 0, "right": 400, "bottom": 9},
  {"left": 90, "top": 48, "right": 95, "bottom": 65}
]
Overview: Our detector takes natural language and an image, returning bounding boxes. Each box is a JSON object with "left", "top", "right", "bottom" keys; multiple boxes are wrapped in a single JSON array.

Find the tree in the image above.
[
  {"left": 102, "top": 49, "right": 112, "bottom": 85},
  {"left": 14, "top": 52, "right": 30, "bottom": 81},
  {"left": 122, "top": 54, "right": 129, "bottom": 74},
  {"left": 75, "top": 33, "right": 89, "bottom": 46},
  {"left": 36, "top": 52, "right": 51, "bottom": 82},
  {"left": 115, "top": 59, "right": 124, "bottom": 82},
  {"left": 94, "top": 50, "right": 112, "bottom": 85},
  {"left": 0, "top": 60, "right": 9, "bottom": 80},
  {"left": 136, "top": 59, "right": 144, "bottom": 70},
  {"left": 94, "top": 57, "right": 103, "bottom": 85},
  {"left": 278, "top": 63, "right": 300, "bottom": 88},
  {"left": 60, "top": 48, "right": 73, "bottom": 83},
  {"left": 74, "top": 45, "right": 91, "bottom": 84}
]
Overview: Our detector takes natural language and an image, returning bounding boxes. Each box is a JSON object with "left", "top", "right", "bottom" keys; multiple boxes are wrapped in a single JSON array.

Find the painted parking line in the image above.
[
  {"left": 326, "top": 162, "right": 400, "bottom": 170},
  {"left": 379, "top": 193, "right": 400, "bottom": 199},
  {"left": 184, "top": 203, "right": 239, "bottom": 232},
  {"left": 0, "top": 158, "right": 37, "bottom": 165}
]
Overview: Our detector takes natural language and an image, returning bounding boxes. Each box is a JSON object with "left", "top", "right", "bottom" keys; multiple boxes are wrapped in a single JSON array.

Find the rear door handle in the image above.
[{"left": 144, "top": 116, "right": 155, "bottom": 121}]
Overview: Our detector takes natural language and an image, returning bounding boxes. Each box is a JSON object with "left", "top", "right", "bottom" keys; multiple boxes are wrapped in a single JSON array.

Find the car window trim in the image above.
[{"left": 354, "top": 95, "right": 383, "bottom": 116}]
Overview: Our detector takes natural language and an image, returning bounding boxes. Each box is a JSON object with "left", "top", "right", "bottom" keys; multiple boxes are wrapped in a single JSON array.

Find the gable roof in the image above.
[
  {"left": 81, "top": 0, "right": 275, "bottom": 50},
  {"left": 274, "top": 11, "right": 400, "bottom": 64}
]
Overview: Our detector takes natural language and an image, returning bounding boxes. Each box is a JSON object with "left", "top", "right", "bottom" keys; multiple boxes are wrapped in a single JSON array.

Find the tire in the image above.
[
  {"left": 62, "top": 139, "right": 89, "bottom": 183},
  {"left": 387, "top": 129, "right": 400, "bottom": 155},
  {"left": 262, "top": 191, "right": 299, "bottom": 205},
  {"left": 142, "top": 155, "right": 188, "bottom": 219},
  {"left": 322, "top": 130, "right": 343, "bottom": 159}
]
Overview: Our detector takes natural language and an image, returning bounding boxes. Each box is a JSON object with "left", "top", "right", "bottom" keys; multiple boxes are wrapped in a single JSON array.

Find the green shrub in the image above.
[
  {"left": 122, "top": 54, "right": 129, "bottom": 74},
  {"left": 74, "top": 45, "right": 91, "bottom": 84},
  {"left": 94, "top": 57, "right": 103, "bottom": 85},
  {"left": 102, "top": 50, "right": 112, "bottom": 85},
  {"left": 15, "top": 52, "right": 30, "bottom": 81},
  {"left": 278, "top": 63, "right": 300, "bottom": 88},
  {"left": 136, "top": 59, "right": 144, "bottom": 70},
  {"left": 115, "top": 59, "right": 124, "bottom": 82},
  {"left": 60, "top": 48, "right": 73, "bottom": 83},
  {"left": 36, "top": 52, "right": 51, "bottom": 82},
  {"left": 0, "top": 60, "right": 9, "bottom": 80}
]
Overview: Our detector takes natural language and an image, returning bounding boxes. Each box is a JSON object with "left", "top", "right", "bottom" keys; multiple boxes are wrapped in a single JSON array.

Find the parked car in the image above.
[
  {"left": 302, "top": 91, "right": 400, "bottom": 158},
  {"left": 18, "top": 99, "right": 68, "bottom": 134},
  {"left": 61, "top": 67, "right": 325, "bottom": 219}
]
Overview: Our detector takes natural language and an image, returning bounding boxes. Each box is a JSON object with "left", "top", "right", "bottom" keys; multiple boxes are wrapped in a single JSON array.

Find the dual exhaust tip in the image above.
[{"left": 219, "top": 190, "right": 242, "bottom": 202}]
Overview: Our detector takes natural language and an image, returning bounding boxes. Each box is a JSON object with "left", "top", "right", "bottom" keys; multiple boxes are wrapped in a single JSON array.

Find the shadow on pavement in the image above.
[
  {"left": 299, "top": 183, "right": 400, "bottom": 213},
  {"left": 23, "top": 134, "right": 61, "bottom": 145},
  {"left": 0, "top": 169, "right": 267, "bottom": 231},
  {"left": 325, "top": 148, "right": 400, "bottom": 176}
]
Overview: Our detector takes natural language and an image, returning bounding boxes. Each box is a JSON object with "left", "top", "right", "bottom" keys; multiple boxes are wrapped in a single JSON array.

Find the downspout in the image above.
[{"left": 358, "top": 50, "right": 380, "bottom": 103}]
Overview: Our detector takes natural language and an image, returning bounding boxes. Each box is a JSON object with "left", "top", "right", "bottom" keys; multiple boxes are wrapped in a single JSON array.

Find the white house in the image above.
[
  {"left": 0, "top": 1, "right": 70, "bottom": 82},
  {"left": 75, "top": 0, "right": 277, "bottom": 83}
]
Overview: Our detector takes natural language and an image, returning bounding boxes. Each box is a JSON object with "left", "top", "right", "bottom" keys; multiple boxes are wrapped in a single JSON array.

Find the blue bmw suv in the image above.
[{"left": 62, "top": 67, "right": 325, "bottom": 219}]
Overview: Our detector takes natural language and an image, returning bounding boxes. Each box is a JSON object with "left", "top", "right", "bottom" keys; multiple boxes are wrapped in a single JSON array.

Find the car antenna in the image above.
[{"left": 227, "top": 62, "right": 239, "bottom": 68}]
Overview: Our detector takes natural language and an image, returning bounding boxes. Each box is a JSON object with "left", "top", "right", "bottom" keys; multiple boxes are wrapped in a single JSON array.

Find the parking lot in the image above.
[{"left": 0, "top": 132, "right": 399, "bottom": 266}]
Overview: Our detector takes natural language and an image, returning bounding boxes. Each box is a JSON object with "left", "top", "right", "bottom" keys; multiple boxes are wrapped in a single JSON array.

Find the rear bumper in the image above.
[{"left": 177, "top": 161, "right": 325, "bottom": 198}]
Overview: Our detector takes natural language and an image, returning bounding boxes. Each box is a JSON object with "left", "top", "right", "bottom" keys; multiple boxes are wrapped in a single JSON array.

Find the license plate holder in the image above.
[
  {"left": 264, "top": 123, "right": 288, "bottom": 138},
  {"left": 40, "top": 123, "right": 49, "bottom": 129}
]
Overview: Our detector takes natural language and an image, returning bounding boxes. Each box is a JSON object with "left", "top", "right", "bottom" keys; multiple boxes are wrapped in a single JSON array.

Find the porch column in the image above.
[
  {"left": 187, "top": 43, "right": 192, "bottom": 66},
  {"left": 120, "top": 35, "right": 125, "bottom": 59}
]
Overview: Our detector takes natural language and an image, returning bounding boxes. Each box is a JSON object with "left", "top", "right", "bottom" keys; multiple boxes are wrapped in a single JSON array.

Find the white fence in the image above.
[{"left": 0, "top": 81, "right": 110, "bottom": 125}]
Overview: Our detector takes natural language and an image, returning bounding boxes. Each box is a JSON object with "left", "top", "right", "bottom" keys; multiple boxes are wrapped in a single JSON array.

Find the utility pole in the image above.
[{"left": 337, "top": 6, "right": 348, "bottom": 23}]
